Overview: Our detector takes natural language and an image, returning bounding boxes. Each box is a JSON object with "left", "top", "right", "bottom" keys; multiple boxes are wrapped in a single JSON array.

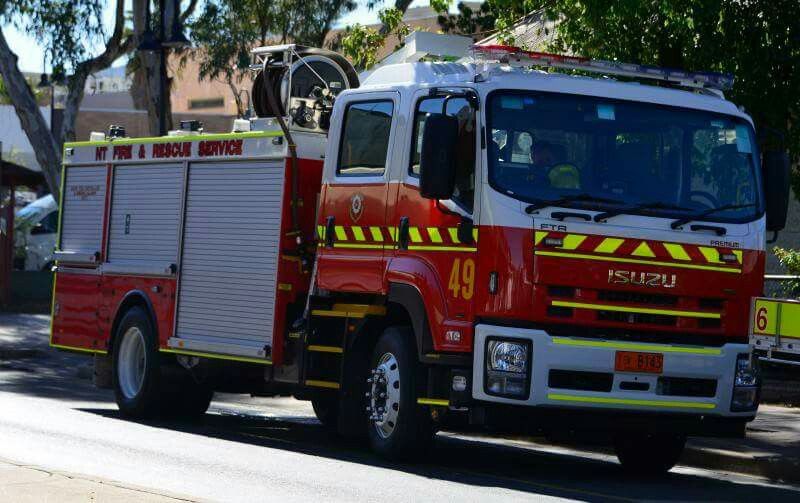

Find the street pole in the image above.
[{"left": 158, "top": 0, "right": 167, "bottom": 136}]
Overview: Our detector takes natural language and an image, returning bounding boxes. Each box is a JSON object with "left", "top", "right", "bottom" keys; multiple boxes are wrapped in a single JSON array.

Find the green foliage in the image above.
[
  {"left": 438, "top": 2, "right": 496, "bottom": 38},
  {"left": 341, "top": 7, "right": 409, "bottom": 70},
  {"left": 774, "top": 247, "right": 800, "bottom": 297},
  {"left": 2, "top": 0, "right": 107, "bottom": 76}
]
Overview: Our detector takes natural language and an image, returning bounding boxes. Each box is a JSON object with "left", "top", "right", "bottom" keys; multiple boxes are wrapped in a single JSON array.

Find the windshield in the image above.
[{"left": 487, "top": 91, "right": 761, "bottom": 222}]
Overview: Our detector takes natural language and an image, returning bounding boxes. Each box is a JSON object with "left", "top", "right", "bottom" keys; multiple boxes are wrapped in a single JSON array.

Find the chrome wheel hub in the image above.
[
  {"left": 118, "top": 326, "right": 146, "bottom": 399},
  {"left": 366, "top": 352, "right": 401, "bottom": 439}
]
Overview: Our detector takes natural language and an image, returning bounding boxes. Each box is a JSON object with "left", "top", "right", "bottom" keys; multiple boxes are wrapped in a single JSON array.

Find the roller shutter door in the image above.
[
  {"left": 60, "top": 165, "right": 107, "bottom": 254},
  {"left": 175, "top": 161, "right": 284, "bottom": 352},
  {"left": 107, "top": 164, "right": 183, "bottom": 265}
]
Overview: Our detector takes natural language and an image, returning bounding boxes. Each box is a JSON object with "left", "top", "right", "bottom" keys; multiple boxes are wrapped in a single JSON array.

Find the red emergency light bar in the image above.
[{"left": 471, "top": 45, "right": 734, "bottom": 91}]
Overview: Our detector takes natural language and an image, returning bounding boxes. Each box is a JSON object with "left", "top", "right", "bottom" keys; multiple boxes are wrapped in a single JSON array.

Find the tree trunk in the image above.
[
  {"left": 0, "top": 29, "right": 61, "bottom": 198},
  {"left": 133, "top": 0, "right": 170, "bottom": 136}
]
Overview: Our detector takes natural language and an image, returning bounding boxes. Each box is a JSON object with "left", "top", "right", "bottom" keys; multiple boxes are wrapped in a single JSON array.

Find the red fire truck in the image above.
[{"left": 51, "top": 44, "right": 790, "bottom": 474}]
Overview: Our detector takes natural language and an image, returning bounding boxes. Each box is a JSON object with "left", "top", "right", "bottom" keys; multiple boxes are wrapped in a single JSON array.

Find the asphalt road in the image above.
[{"left": 1, "top": 346, "right": 799, "bottom": 502}]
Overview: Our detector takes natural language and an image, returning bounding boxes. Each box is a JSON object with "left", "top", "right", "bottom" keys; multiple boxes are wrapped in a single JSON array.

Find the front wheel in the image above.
[
  {"left": 365, "top": 326, "right": 432, "bottom": 460},
  {"left": 614, "top": 433, "right": 686, "bottom": 476}
]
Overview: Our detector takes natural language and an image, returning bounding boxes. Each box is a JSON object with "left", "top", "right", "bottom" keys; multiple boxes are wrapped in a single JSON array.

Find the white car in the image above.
[{"left": 15, "top": 194, "right": 58, "bottom": 271}]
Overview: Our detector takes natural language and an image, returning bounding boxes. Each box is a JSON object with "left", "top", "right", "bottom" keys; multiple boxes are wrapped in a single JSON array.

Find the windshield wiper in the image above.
[
  {"left": 594, "top": 202, "right": 693, "bottom": 222},
  {"left": 524, "top": 194, "right": 623, "bottom": 214},
  {"left": 670, "top": 203, "right": 756, "bottom": 229}
]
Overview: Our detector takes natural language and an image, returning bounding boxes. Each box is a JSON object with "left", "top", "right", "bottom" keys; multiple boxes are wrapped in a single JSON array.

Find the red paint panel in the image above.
[
  {"left": 99, "top": 275, "right": 177, "bottom": 347},
  {"left": 51, "top": 271, "right": 102, "bottom": 351}
]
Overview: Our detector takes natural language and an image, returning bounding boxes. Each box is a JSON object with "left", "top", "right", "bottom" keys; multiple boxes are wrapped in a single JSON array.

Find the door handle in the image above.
[
  {"left": 325, "top": 216, "right": 335, "bottom": 248},
  {"left": 398, "top": 217, "right": 410, "bottom": 250}
]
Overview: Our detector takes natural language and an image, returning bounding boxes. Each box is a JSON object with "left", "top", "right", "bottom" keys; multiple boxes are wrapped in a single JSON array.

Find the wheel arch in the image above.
[
  {"left": 109, "top": 290, "right": 158, "bottom": 354},
  {"left": 386, "top": 282, "right": 432, "bottom": 359}
]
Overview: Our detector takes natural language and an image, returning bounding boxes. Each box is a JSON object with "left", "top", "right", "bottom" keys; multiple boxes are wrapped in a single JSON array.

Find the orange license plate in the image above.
[{"left": 615, "top": 351, "right": 663, "bottom": 374}]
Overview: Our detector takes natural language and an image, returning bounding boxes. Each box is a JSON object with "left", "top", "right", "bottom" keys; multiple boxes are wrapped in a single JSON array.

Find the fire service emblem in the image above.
[{"left": 350, "top": 192, "right": 365, "bottom": 222}]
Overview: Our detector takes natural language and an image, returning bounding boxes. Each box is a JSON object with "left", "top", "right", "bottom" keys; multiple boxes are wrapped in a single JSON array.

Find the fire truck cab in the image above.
[{"left": 51, "top": 44, "right": 791, "bottom": 475}]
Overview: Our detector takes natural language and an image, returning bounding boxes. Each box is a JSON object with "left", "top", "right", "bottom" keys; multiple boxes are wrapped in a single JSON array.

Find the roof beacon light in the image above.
[{"left": 471, "top": 45, "right": 734, "bottom": 91}]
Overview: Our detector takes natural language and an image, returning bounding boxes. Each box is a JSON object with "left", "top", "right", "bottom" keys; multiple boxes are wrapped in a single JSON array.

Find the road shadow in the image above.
[{"left": 77, "top": 406, "right": 800, "bottom": 502}]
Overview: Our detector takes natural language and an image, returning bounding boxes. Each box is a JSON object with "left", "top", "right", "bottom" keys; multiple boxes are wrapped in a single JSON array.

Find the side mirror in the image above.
[
  {"left": 762, "top": 150, "right": 791, "bottom": 232},
  {"left": 419, "top": 114, "right": 459, "bottom": 200}
]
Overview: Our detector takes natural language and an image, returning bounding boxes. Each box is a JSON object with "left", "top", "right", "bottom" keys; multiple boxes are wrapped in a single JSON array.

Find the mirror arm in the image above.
[{"left": 767, "top": 230, "right": 779, "bottom": 244}]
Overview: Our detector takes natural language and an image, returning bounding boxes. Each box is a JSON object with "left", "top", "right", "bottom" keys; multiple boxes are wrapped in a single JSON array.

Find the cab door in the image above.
[
  {"left": 316, "top": 91, "right": 400, "bottom": 293},
  {"left": 388, "top": 89, "right": 480, "bottom": 352}
]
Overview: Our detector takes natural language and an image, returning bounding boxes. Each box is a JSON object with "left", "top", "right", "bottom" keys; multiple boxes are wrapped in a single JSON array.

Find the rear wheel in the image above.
[
  {"left": 366, "top": 326, "right": 432, "bottom": 460},
  {"left": 614, "top": 433, "right": 686, "bottom": 476},
  {"left": 112, "top": 307, "right": 163, "bottom": 418}
]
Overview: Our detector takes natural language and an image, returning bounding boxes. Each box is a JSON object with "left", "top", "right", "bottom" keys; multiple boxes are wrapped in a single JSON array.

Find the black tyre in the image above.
[
  {"left": 112, "top": 307, "right": 163, "bottom": 418},
  {"left": 311, "top": 395, "right": 339, "bottom": 429},
  {"left": 614, "top": 433, "right": 686, "bottom": 476},
  {"left": 366, "top": 326, "right": 432, "bottom": 460}
]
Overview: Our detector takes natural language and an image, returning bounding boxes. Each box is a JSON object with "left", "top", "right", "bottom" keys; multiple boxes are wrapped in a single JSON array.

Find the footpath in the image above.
[{"left": 1, "top": 311, "right": 799, "bottom": 491}]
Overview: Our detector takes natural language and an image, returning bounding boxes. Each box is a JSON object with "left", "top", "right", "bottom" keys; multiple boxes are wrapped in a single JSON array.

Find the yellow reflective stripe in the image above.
[
  {"left": 427, "top": 227, "right": 443, "bottom": 243},
  {"left": 389, "top": 227, "right": 398, "bottom": 241},
  {"left": 535, "top": 250, "right": 740, "bottom": 273},
  {"left": 699, "top": 246, "right": 720, "bottom": 263},
  {"left": 663, "top": 243, "right": 691, "bottom": 261},
  {"left": 334, "top": 225, "right": 347, "bottom": 241},
  {"left": 159, "top": 348, "right": 272, "bottom": 365},
  {"left": 308, "top": 345, "right": 343, "bottom": 354},
  {"left": 551, "top": 337, "right": 722, "bottom": 355},
  {"left": 733, "top": 250, "right": 743, "bottom": 263},
  {"left": 534, "top": 231, "right": 548, "bottom": 246},
  {"left": 561, "top": 234, "right": 586, "bottom": 250},
  {"left": 472, "top": 228, "right": 479, "bottom": 242},
  {"left": 631, "top": 242, "right": 655, "bottom": 258},
  {"left": 330, "top": 243, "right": 384, "bottom": 250},
  {"left": 351, "top": 226, "right": 366, "bottom": 241},
  {"left": 409, "top": 227, "right": 423, "bottom": 243},
  {"left": 317, "top": 225, "right": 325, "bottom": 239},
  {"left": 51, "top": 344, "right": 107, "bottom": 355},
  {"left": 278, "top": 283, "right": 292, "bottom": 291},
  {"left": 408, "top": 245, "right": 477, "bottom": 252},
  {"left": 417, "top": 398, "right": 450, "bottom": 406},
  {"left": 547, "top": 393, "right": 715, "bottom": 410},
  {"left": 370, "top": 226, "right": 384, "bottom": 242},
  {"left": 305, "top": 380, "right": 340, "bottom": 389},
  {"left": 551, "top": 300, "right": 720, "bottom": 319},
  {"left": 594, "top": 238, "right": 624, "bottom": 254},
  {"left": 64, "top": 130, "right": 281, "bottom": 148},
  {"left": 331, "top": 303, "right": 386, "bottom": 316},
  {"left": 448, "top": 228, "right": 460, "bottom": 244}
]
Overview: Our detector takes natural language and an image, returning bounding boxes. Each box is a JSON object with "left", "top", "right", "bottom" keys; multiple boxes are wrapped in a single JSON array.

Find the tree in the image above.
[
  {"left": 188, "top": 0, "right": 355, "bottom": 118},
  {"left": 0, "top": 0, "right": 135, "bottom": 199},
  {"left": 341, "top": 8, "right": 409, "bottom": 70},
  {"left": 437, "top": 2, "right": 496, "bottom": 39}
]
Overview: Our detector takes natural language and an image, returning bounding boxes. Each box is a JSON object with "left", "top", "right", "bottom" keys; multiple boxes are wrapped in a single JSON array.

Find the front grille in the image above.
[
  {"left": 657, "top": 376, "right": 717, "bottom": 398},
  {"left": 547, "top": 305, "right": 573, "bottom": 318},
  {"left": 597, "top": 310, "right": 676, "bottom": 326},
  {"left": 597, "top": 289, "right": 678, "bottom": 307},
  {"left": 549, "top": 369, "right": 613, "bottom": 392}
]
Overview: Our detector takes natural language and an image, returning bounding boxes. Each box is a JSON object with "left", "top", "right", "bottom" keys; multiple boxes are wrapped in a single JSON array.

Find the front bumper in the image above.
[{"left": 472, "top": 324, "right": 756, "bottom": 418}]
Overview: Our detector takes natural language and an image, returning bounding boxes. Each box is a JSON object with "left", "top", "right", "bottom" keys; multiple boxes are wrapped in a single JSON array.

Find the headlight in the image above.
[
  {"left": 485, "top": 338, "right": 531, "bottom": 399},
  {"left": 489, "top": 341, "right": 529, "bottom": 373},
  {"left": 731, "top": 352, "right": 760, "bottom": 412}
]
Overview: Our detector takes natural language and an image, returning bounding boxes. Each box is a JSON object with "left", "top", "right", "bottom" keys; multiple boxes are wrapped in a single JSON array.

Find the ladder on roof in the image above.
[{"left": 470, "top": 44, "right": 734, "bottom": 92}]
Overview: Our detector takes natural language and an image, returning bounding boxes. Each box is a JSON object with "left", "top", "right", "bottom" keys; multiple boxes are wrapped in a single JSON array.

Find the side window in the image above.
[
  {"left": 337, "top": 100, "right": 393, "bottom": 177},
  {"left": 410, "top": 96, "right": 476, "bottom": 212}
]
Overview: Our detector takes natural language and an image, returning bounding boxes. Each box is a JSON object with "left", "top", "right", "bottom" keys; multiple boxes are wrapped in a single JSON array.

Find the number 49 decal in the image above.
[{"left": 448, "top": 258, "right": 475, "bottom": 300}]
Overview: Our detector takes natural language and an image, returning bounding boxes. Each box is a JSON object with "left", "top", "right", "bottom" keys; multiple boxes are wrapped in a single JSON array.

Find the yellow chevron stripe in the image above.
[
  {"left": 551, "top": 300, "right": 721, "bottom": 319},
  {"left": 594, "top": 237, "right": 624, "bottom": 254},
  {"left": 409, "top": 227, "right": 423, "bottom": 243},
  {"left": 417, "top": 398, "right": 450, "bottom": 406},
  {"left": 408, "top": 245, "right": 477, "bottom": 252},
  {"left": 733, "top": 250, "right": 743, "bottom": 263},
  {"left": 663, "top": 243, "right": 691, "bottom": 261},
  {"left": 317, "top": 225, "right": 325, "bottom": 239},
  {"left": 351, "top": 226, "right": 366, "bottom": 241},
  {"left": 631, "top": 242, "right": 655, "bottom": 258},
  {"left": 534, "top": 231, "right": 548, "bottom": 246},
  {"left": 370, "top": 226, "right": 384, "bottom": 242},
  {"left": 699, "top": 246, "right": 720, "bottom": 263},
  {"left": 334, "top": 225, "right": 347, "bottom": 241},
  {"left": 447, "top": 227, "right": 460, "bottom": 244},
  {"left": 472, "top": 228, "right": 479, "bottom": 242},
  {"left": 427, "top": 227, "right": 443, "bottom": 243},
  {"left": 561, "top": 234, "right": 586, "bottom": 250}
]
